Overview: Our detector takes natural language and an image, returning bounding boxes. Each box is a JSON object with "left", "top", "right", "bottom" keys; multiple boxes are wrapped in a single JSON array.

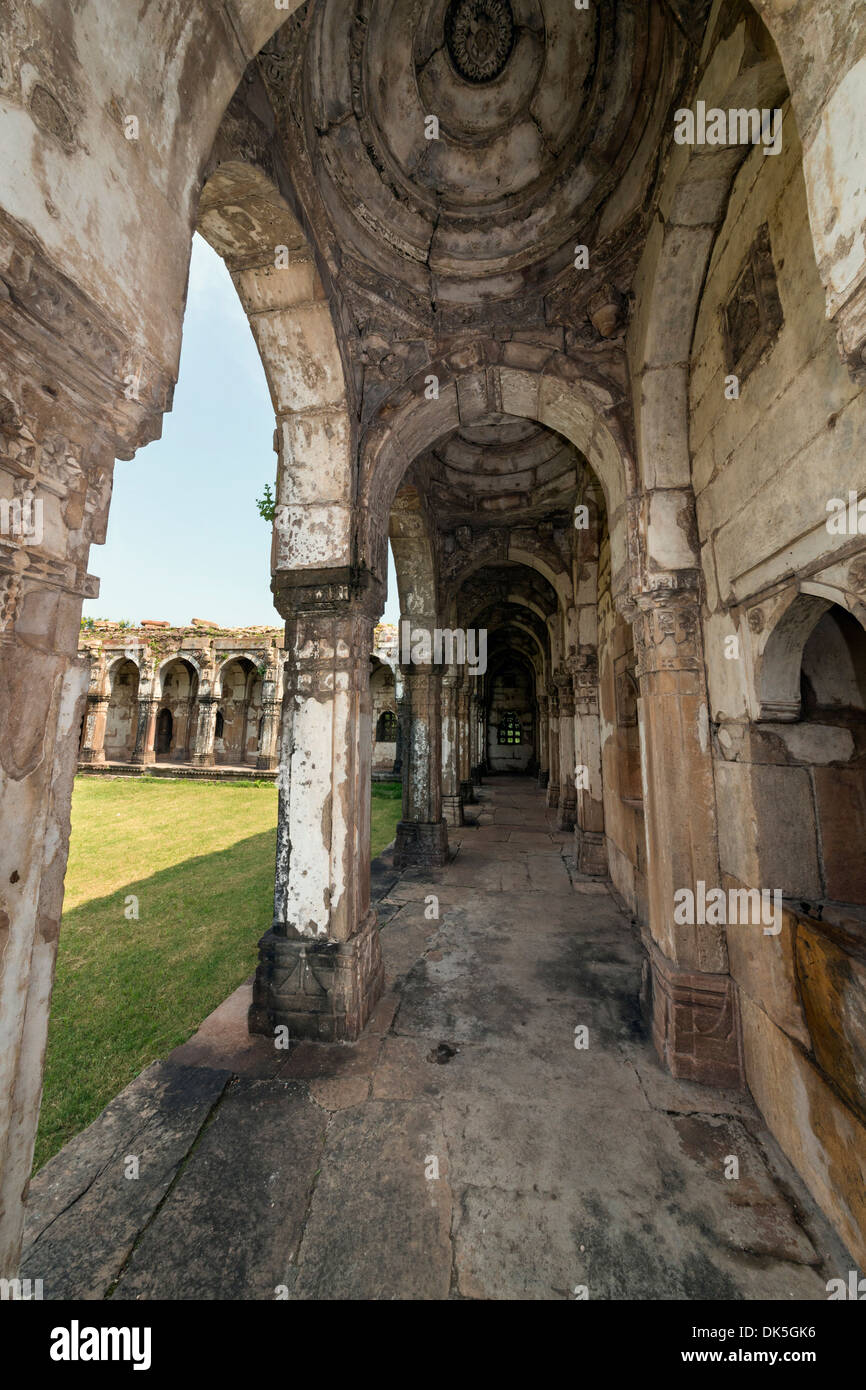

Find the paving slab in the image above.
[
  {"left": 22, "top": 1062, "right": 231, "bottom": 1299},
  {"left": 111, "top": 1078, "right": 327, "bottom": 1300}
]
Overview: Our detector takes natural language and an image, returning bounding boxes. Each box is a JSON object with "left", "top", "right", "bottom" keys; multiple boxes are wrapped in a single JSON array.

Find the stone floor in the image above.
[{"left": 22, "top": 778, "right": 853, "bottom": 1300}]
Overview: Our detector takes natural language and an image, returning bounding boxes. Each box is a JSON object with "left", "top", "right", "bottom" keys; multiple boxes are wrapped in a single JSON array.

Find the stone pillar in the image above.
[
  {"left": 573, "top": 656, "right": 607, "bottom": 875},
  {"left": 79, "top": 693, "right": 108, "bottom": 765},
  {"left": 632, "top": 588, "right": 742, "bottom": 1088},
  {"left": 556, "top": 673, "right": 576, "bottom": 831},
  {"left": 458, "top": 682, "right": 474, "bottom": 804},
  {"left": 391, "top": 667, "right": 405, "bottom": 777},
  {"left": 256, "top": 665, "right": 281, "bottom": 772},
  {"left": 546, "top": 685, "right": 560, "bottom": 808},
  {"left": 394, "top": 665, "right": 449, "bottom": 868},
  {"left": 471, "top": 690, "right": 485, "bottom": 784},
  {"left": 255, "top": 652, "right": 281, "bottom": 771},
  {"left": 249, "top": 574, "right": 385, "bottom": 1043},
  {"left": 190, "top": 695, "right": 217, "bottom": 768},
  {"left": 0, "top": 223, "right": 174, "bottom": 1277},
  {"left": 131, "top": 695, "right": 157, "bottom": 766},
  {"left": 536, "top": 693, "right": 549, "bottom": 789},
  {"left": 441, "top": 671, "right": 463, "bottom": 827}
]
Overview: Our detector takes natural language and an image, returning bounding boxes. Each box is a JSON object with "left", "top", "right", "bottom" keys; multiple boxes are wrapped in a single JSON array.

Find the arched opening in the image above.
[
  {"left": 488, "top": 659, "right": 535, "bottom": 773},
  {"left": 104, "top": 660, "right": 140, "bottom": 762},
  {"left": 155, "top": 660, "right": 199, "bottom": 762},
  {"left": 216, "top": 658, "right": 261, "bottom": 766},
  {"left": 375, "top": 709, "right": 398, "bottom": 742},
  {"left": 796, "top": 605, "right": 866, "bottom": 907}
]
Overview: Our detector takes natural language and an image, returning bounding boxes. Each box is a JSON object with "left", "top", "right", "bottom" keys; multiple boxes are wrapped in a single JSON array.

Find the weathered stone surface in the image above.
[
  {"left": 21, "top": 1063, "right": 231, "bottom": 1299},
  {"left": 111, "top": 1078, "right": 327, "bottom": 1301},
  {"left": 288, "top": 1101, "right": 453, "bottom": 1300},
  {"left": 741, "top": 990, "right": 866, "bottom": 1268}
]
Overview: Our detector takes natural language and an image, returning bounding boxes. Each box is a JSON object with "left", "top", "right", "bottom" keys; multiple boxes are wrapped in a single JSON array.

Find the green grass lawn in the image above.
[{"left": 34, "top": 776, "right": 403, "bottom": 1173}]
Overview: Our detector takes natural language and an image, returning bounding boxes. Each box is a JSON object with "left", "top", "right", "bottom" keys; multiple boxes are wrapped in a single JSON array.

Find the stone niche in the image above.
[{"left": 721, "top": 223, "right": 785, "bottom": 385}]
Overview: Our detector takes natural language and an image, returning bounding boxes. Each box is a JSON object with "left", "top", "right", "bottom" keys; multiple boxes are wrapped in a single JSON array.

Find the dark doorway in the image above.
[{"left": 156, "top": 708, "right": 173, "bottom": 756}]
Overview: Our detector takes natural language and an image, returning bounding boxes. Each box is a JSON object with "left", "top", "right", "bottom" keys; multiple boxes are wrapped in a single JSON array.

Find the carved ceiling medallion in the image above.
[{"left": 445, "top": 0, "right": 515, "bottom": 83}]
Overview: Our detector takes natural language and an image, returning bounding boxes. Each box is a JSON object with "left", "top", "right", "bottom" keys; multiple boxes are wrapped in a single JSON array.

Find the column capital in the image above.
[
  {"left": 569, "top": 650, "right": 598, "bottom": 692},
  {"left": 557, "top": 683, "right": 575, "bottom": 718},
  {"left": 631, "top": 585, "right": 704, "bottom": 679},
  {"left": 272, "top": 565, "right": 385, "bottom": 623}
]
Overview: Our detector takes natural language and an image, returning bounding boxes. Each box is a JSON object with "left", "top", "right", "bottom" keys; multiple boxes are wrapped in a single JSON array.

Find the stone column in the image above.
[
  {"left": 573, "top": 656, "right": 607, "bottom": 875},
  {"left": 441, "top": 670, "right": 463, "bottom": 827},
  {"left": 536, "top": 693, "right": 549, "bottom": 789},
  {"left": 458, "top": 682, "right": 474, "bottom": 804},
  {"left": 556, "top": 673, "right": 577, "bottom": 831},
  {"left": 79, "top": 689, "right": 108, "bottom": 765},
  {"left": 471, "top": 690, "right": 485, "bottom": 784},
  {"left": 249, "top": 574, "right": 385, "bottom": 1043},
  {"left": 131, "top": 695, "right": 157, "bottom": 766},
  {"left": 632, "top": 588, "right": 741, "bottom": 1088},
  {"left": 394, "top": 665, "right": 449, "bottom": 868},
  {"left": 546, "top": 685, "right": 560, "bottom": 808},
  {"left": 190, "top": 695, "right": 217, "bottom": 768},
  {"left": 393, "top": 670, "right": 405, "bottom": 777},
  {"left": 256, "top": 659, "right": 281, "bottom": 772},
  {"left": 0, "top": 226, "right": 174, "bottom": 1278}
]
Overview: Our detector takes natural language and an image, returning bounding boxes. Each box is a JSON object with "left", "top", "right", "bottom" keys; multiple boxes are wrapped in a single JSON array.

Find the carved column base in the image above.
[
  {"left": 649, "top": 943, "right": 745, "bottom": 1089},
  {"left": 546, "top": 780, "right": 560, "bottom": 809},
  {"left": 575, "top": 827, "right": 608, "bottom": 876},
  {"left": 442, "top": 794, "right": 464, "bottom": 827},
  {"left": 460, "top": 779, "right": 476, "bottom": 804},
  {"left": 256, "top": 753, "right": 278, "bottom": 771},
  {"left": 393, "top": 818, "right": 449, "bottom": 869},
  {"left": 248, "top": 912, "right": 384, "bottom": 1043},
  {"left": 78, "top": 749, "right": 105, "bottom": 765},
  {"left": 537, "top": 769, "right": 549, "bottom": 790},
  {"left": 130, "top": 750, "right": 155, "bottom": 766},
  {"left": 557, "top": 792, "right": 576, "bottom": 832},
  {"left": 190, "top": 752, "right": 214, "bottom": 768}
]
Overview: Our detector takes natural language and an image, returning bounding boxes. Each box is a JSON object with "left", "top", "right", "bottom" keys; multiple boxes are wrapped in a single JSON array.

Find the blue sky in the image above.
[{"left": 85, "top": 234, "right": 399, "bottom": 628}]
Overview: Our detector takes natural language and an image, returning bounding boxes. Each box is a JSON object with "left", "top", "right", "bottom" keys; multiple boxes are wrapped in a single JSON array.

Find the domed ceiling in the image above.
[
  {"left": 421, "top": 417, "right": 579, "bottom": 522},
  {"left": 258, "top": 0, "right": 688, "bottom": 318}
]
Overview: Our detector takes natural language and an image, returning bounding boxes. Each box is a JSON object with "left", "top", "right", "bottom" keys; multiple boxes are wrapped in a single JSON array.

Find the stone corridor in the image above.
[{"left": 21, "top": 779, "right": 849, "bottom": 1301}]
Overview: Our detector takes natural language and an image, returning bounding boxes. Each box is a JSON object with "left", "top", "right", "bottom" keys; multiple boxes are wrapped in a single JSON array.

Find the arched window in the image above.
[
  {"left": 497, "top": 712, "right": 522, "bottom": 745},
  {"left": 376, "top": 709, "right": 398, "bottom": 742},
  {"left": 215, "top": 710, "right": 224, "bottom": 739}
]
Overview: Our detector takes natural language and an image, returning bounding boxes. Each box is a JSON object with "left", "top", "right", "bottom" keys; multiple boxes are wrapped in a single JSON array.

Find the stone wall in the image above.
[{"left": 692, "top": 104, "right": 866, "bottom": 1266}]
